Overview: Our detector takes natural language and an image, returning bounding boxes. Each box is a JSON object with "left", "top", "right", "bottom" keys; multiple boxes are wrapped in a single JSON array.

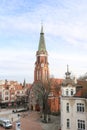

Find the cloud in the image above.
[
  {"left": 0, "top": 48, "right": 35, "bottom": 82},
  {"left": 0, "top": 0, "right": 87, "bottom": 82}
]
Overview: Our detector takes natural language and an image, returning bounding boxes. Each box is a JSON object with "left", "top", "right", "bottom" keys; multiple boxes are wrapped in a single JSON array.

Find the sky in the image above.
[{"left": 0, "top": 0, "right": 87, "bottom": 83}]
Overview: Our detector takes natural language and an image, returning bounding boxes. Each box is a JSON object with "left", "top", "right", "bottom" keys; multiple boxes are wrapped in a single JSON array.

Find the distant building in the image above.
[
  {"left": 48, "top": 78, "right": 63, "bottom": 112},
  {"left": 0, "top": 80, "right": 30, "bottom": 108}
]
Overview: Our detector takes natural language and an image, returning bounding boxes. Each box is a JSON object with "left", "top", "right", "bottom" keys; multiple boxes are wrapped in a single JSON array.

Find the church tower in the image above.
[{"left": 34, "top": 25, "right": 49, "bottom": 83}]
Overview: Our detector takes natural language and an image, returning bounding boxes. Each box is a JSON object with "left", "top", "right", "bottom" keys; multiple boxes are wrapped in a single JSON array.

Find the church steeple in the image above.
[
  {"left": 34, "top": 25, "right": 49, "bottom": 83},
  {"left": 38, "top": 25, "right": 47, "bottom": 54}
]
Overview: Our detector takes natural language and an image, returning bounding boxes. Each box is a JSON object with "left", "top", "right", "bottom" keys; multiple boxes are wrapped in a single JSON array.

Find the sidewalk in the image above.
[
  {"left": 20, "top": 111, "right": 60, "bottom": 130},
  {"left": 39, "top": 114, "right": 60, "bottom": 130}
]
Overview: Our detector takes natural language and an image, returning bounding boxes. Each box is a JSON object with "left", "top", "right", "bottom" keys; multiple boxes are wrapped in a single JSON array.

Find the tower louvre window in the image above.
[
  {"left": 39, "top": 71, "right": 41, "bottom": 80},
  {"left": 45, "top": 57, "right": 47, "bottom": 63},
  {"left": 37, "top": 71, "right": 38, "bottom": 80},
  {"left": 37, "top": 56, "right": 40, "bottom": 63}
]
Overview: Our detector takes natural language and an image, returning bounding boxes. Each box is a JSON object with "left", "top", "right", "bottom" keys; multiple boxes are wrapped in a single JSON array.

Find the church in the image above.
[
  {"left": 34, "top": 24, "right": 49, "bottom": 83},
  {"left": 29, "top": 25, "right": 62, "bottom": 113}
]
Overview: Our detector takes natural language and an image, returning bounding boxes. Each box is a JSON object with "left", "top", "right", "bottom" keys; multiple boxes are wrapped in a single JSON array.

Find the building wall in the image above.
[
  {"left": 61, "top": 97, "right": 87, "bottom": 130},
  {"left": 48, "top": 96, "right": 60, "bottom": 112},
  {"left": 0, "top": 80, "right": 29, "bottom": 107}
]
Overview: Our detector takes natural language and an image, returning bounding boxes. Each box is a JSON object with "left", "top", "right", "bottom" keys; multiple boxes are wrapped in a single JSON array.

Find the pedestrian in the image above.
[{"left": 11, "top": 117, "right": 13, "bottom": 122}]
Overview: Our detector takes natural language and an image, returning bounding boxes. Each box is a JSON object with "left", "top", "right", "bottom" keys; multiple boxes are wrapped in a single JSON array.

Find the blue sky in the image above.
[{"left": 0, "top": 0, "right": 87, "bottom": 83}]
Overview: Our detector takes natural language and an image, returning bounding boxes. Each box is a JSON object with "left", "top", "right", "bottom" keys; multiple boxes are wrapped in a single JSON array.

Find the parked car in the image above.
[
  {"left": 0, "top": 118, "right": 12, "bottom": 129},
  {"left": 12, "top": 107, "right": 28, "bottom": 113}
]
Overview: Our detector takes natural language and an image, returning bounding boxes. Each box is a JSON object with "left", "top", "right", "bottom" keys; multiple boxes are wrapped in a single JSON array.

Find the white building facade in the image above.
[
  {"left": 61, "top": 97, "right": 87, "bottom": 130},
  {"left": 61, "top": 66, "right": 87, "bottom": 130}
]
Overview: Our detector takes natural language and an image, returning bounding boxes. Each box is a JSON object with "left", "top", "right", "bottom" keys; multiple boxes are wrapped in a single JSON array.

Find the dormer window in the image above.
[{"left": 71, "top": 89, "right": 73, "bottom": 96}]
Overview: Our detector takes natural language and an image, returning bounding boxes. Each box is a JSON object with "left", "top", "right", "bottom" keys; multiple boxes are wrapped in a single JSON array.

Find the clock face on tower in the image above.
[{"left": 41, "top": 63, "right": 44, "bottom": 67}]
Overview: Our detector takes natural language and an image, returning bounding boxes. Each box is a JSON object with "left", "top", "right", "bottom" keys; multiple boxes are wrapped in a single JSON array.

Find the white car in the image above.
[{"left": 0, "top": 118, "right": 12, "bottom": 128}]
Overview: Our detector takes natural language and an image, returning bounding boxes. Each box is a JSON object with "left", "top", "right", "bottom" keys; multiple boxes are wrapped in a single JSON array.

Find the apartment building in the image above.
[
  {"left": 61, "top": 66, "right": 87, "bottom": 130},
  {"left": 61, "top": 97, "right": 87, "bottom": 130},
  {"left": 0, "top": 80, "right": 30, "bottom": 108}
]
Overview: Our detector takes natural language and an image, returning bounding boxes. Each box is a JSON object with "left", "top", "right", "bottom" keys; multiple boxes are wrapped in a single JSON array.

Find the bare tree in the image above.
[
  {"left": 33, "top": 79, "right": 56, "bottom": 122},
  {"left": 33, "top": 78, "right": 62, "bottom": 123}
]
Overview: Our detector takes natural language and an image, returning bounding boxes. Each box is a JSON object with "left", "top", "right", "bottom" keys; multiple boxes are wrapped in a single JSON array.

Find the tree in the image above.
[
  {"left": 79, "top": 73, "right": 87, "bottom": 81},
  {"left": 32, "top": 78, "right": 62, "bottom": 122},
  {"left": 33, "top": 80, "right": 51, "bottom": 122},
  {"left": 33, "top": 78, "right": 61, "bottom": 122},
  {"left": 25, "top": 87, "right": 31, "bottom": 109}
]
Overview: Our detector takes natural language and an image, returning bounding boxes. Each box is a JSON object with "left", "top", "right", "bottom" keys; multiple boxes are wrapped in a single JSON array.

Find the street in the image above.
[{"left": 0, "top": 109, "right": 60, "bottom": 130}]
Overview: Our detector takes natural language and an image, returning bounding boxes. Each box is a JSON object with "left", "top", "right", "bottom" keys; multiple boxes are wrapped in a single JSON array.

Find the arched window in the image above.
[
  {"left": 66, "top": 89, "right": 68, "bottom": 96},
  {"left": 66, "top": 103, "right": 69, "bottom": 112},
  {"left": 67, "top": 119, "right": 70, "bottom": 128},
  {"left": 71, "top": 89, "right": 73, "bottom": 95}
]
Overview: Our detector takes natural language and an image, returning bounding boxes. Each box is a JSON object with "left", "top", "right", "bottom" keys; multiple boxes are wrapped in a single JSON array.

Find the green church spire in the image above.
[{"left": 38, "top": 25, "right": 47, "bottom": 53}]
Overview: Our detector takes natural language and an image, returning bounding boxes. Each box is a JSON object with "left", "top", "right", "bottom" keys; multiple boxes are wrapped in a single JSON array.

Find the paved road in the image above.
[
  {"left": 0, "top": 110, "right": 61, "bottom": 130},
  {"left": 21, "top": 112, "right": 61, "bottom": 130},
  {"left": 0, "top": 109, "right": 12, "bottom": 114},
  {"left": 0, "top": 109, "right": 19, "bottom": 122},
  {"left": 0, "top": 111, "right": 43, "bottom": 130}
]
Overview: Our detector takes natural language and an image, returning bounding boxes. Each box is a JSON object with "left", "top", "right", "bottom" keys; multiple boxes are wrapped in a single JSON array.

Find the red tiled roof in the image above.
[
  {"left": 15, "top": 85, "right": 23, "bottom": 90},
  {"left": 75, "top": 80, "right": 87, "bottom": 98},
  {"left": 50, "top": 78, "right": 63, "bottom": 85},
  {"left": 75, "top": 89, "right": 82, "bottom": 97}
]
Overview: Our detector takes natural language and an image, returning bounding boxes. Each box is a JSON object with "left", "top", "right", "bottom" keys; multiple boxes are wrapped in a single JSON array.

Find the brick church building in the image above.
[
  {"left": 34, "top": 25, "right": 49, "bottom": 83},
  {"left": 29, "top": 25, "right": 62, "bottom": 113}
]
